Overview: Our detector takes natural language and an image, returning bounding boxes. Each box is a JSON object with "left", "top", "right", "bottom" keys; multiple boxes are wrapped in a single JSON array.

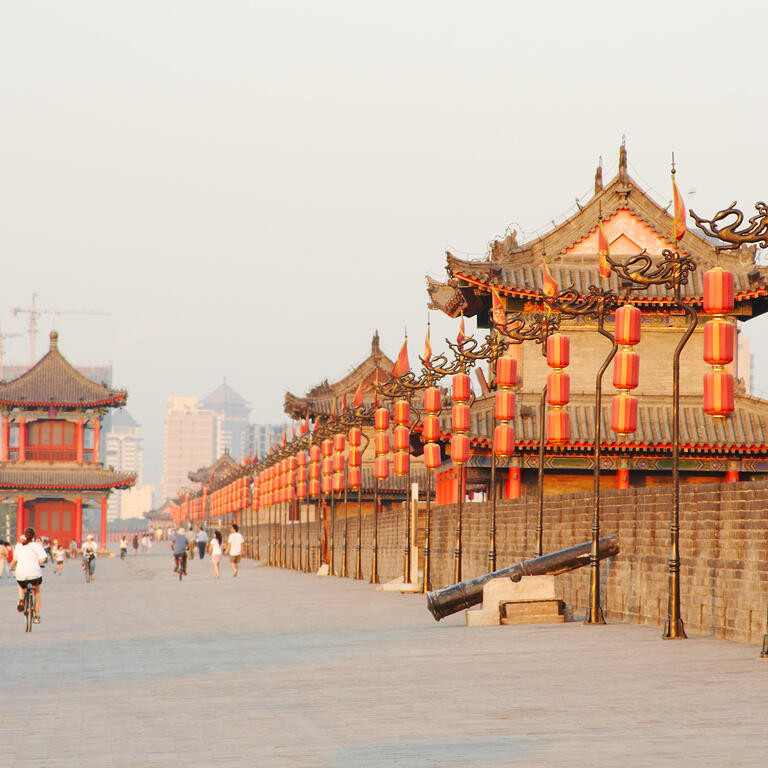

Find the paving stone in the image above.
[{"left": 1, "top": 553, "right": 767, "bottom": 767}]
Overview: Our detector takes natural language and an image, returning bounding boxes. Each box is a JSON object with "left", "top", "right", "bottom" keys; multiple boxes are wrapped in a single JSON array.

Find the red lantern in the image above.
[
  {"left": 703, "top": 267, "right": 735, "bottom": 314},
  {"left": 309, "top": 479, "right": 321, "bottom": 496},
  {"left": 704, "top": 371, "right": 735, "bottom": 417},
  {"left": 375, "top": 432, "right": 390, "bottom": 455},
  {"left": 611, "top": 394, "right": 638, "bottom": 435},
  {"left": 297, "top": 482, "right": 308, "bottom": 499},
  {"left": 297, "top": 467, "right": 308, "bottom": 483},
  {"left": 333, "top": 434, "right": 345, "bottom": 452},
  {"left": 546, "top": 334, "right": 570, "bottom": 368},
  {"left": 348, "top": 467, "right": 361, "bottom": 489},
  {"left": 374, "top": 456, "right": 390, "bottom": 479},
  {"left": 287, "top": 456, "right": 297, "bottom": 471},
  {"left": 452, "top": 374, "right": 471, "bottom": 402},
  {"left": 615, "top": 305, "right": 641, "bottom": 346},
  {"left": 287, "top": 470, "right": 296, "bottom": 485},
  {"left": 703, "top": 319, "right": 736, "bottom": 366},
  {"left": 321, "top": 476, "right": 332, "bottom": 494},
  {"left": 348, "top": 448, "right": 362, "bottom": 467},
  {"left": 394, "top": 400, "right": 410, "bottom": 425},
  {"left": 348, "top": 427, "right": 361, "bottom": 447},
  {"left": 321, "top": 439, "right": 333, "bottom": 457},
  {"left": 423, "top": 387, "right": 441, "bottom": 413},
  {"left": 309, "top": 445, "right": 321, "bottom": 462},
  {"left": 332, "top": 474, "right": 344, "bottom": 493},
  {"left": 394, "top": 425, "right": 410, "bottom": 451},
  {"left": 451, "top": 434, "right": 470, "bottom": 463},
  {"left": 424, "top": 443, "right": 441, "bottom": 469},
  {"left": 309, "top": 463, "right": 320, "bottom": 480},
  {"left": 546, "top": 371, "right": 570, "bottom": 407},
  {"left": 296, "top": 451, "right": 308, "bottom": 467},
  {"left": 321, "top": 457, "right": 333, "bottom": 475},
  {"left": 494, "top": 424, "right": 515, "bottom": 456},
  {"left": 496, "top": 356, "right": 518, "bottom": 388},
  {"left": 494, "top": 390, "right": 515, "bottom": 421},
  {"left": 546, "top": 409, "right": 570, "bottom": 444},
  {"left": 612, "top": 349, "right": 639, "bottom": 391},
  {"left": 374, "top": 408, "right": 390, "bottom": 431},
  {"left": 394, "top": 452, "right": 409, "bottom": 476},
  {"left": 451, "top": 404, "right": 471, "bottom": 432},
  {"left": 422, "top": 415, "right": 441, "bottom": 442},
  {"left": 332, "top": 454, "right": 344, "bottom": 472},
  {"left": 286, "top": 486, "right": 296, "bottom": 502}
]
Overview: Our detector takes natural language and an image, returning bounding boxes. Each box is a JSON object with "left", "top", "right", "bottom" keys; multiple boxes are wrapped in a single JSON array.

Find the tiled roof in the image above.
[
  {"left": 0, "top": 465, "right": 136, "bottom": 491},
  {"left": 0, "top": 332, "right": 127, "bottom": 408},
  {"left": 467, "top": 393, "right": 768, "bottom": 454},
  {"left": 188, "top": 452, "right": 238, "bottom": 484}
]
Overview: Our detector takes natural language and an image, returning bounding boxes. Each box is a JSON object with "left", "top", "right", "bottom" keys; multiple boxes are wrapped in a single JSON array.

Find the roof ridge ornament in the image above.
[
  {"left": 50, "top": 330, "right": 58, "bottom": 351},
  {"left": 618, "top": 137, "right": 628, "bottom": 184},
  {"left": 594, "top": 156, "right": 603, "bottom": 195}
]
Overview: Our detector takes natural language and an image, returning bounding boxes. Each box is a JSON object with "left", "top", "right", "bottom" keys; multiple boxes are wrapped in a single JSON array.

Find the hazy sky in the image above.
[{"left": 2, "top": 1, "right": 767, "bottom": 491}]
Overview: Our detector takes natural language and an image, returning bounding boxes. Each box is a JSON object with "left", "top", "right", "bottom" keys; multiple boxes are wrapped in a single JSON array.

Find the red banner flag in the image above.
[
  {"left": 597, "top": 221, "right": 611, "bottom": 279},
  {"left": 542, "top": 261, "right": 559, "bottom": 297},
  {"left": 342, "top": 391, "right": 349, "bottom": 412},
  {"left": 353, "top": 380, "right": 363, "bottom": 407},
  {"left": 392, "top": 339, "right": 409, "bottom": 377},
  {"left": 457, "top": 315, "right": 466, "bottom": 344},
  {"left": 301, "top": 414, "right": 309, "bottom": 435},
  {"left": 672, "top": 176, "right": 686, "bottom": 242},
  {"left": 423, "top": 325, "right": 432, "bottom": 364}
]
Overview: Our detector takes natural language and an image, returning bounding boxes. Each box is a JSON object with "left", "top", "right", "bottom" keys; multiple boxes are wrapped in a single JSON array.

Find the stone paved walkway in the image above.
[{"left": 1, "top": 551, "right": 767, "bottom": 767}]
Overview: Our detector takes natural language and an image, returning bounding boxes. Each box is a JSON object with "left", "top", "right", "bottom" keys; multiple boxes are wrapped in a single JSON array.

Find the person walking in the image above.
[
  {"left": 225, "top": 523, "right": 244, "bottom": 577},
  {"left": 82, "top": 534, "right": 98, "bottom": 580},
  {"left": 208, "top": 530, "right": 223, "bottom": 578},
  {"left": 195, "top": 526, "right": 208, "bottom": 560},
  {"left": 119, "top": 536, "right": 128, "bottom": 559},
  {"left": 54, "top": 540, "right": 65, "bottom": 575},
  {"left": 132, "top": 534, "right": 139, "bottom": 555},
  {"left": 0, "top": 540, "right": 8, "bottom": 579}
]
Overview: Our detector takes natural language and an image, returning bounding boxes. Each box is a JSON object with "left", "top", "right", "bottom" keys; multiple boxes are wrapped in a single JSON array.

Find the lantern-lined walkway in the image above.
[{"left": 2, "top": 551, "right": 766, "bottom": 767}]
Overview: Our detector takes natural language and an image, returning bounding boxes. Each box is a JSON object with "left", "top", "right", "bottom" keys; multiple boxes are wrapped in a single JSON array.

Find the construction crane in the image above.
[
  {"left": 0, "top": 321, "right": 23, "bottom": 381},
  {"left": 12, "top": 294, "right": 110, "bottom": 366}
]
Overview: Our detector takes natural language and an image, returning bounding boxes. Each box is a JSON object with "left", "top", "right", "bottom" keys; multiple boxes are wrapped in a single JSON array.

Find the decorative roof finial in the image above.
[
  {"left": 594, "top": 155, "right": 603, "bottom": 195},
  {"left": 618, "top": 136, "right": 628, "bottom": 184},
  {"left": 372, "top": 330, "right": 380, "bottom": 355},
  {"left": 50, "top": 330, "right": 58, "bottom": 351}
]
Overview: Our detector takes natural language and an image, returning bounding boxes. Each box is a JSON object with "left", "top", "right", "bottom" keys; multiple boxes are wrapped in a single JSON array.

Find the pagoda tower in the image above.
[{"left": 0, "top": 331, "right": 135, "bottom": 548}]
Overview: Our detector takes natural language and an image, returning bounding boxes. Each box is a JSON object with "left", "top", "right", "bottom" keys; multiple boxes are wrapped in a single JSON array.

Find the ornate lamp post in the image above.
[{"left": 309, "top": 441, "right": 322, "bottom": 572}]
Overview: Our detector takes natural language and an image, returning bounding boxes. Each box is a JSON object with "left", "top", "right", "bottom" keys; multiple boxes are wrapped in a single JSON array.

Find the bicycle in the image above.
[
  {"left": 83, "top": 554, "right": 95, "bottom": 583},
  {"left": 174, "top": 553, "right": 186, "bottom": 581},
  {"left": 22, "top": 582, "right": 35, "bottom": 633}
]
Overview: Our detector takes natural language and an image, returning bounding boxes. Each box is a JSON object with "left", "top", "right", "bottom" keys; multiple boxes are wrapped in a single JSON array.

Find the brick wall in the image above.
[{"left": 242, "top": 480, "right": 768, "bottom": 645}]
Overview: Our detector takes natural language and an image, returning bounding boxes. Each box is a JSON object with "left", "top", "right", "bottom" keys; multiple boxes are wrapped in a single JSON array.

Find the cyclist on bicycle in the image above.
[
  {"left": 172, "top": 527, "right": 188, "bottom": 575},
  {"left": 82, "top": 534, "right": 98, "bottom": 580},
  {"left": 11, "top": 527, "right": 47, "bottom": 623}
]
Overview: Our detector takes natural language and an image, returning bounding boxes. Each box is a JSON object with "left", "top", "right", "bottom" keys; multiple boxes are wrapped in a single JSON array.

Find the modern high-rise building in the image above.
[
  {"left": 201, "top": 381, "right": 251, "bottom": 460},
  {"left": 161, "top": 396, "right": 220, "bottom": 501},
  {"left": 247, "top": 423, "right": 286, "bottom": 459},
  {"left": 105, "top": 409, "right": 155, "bottom": 521}
]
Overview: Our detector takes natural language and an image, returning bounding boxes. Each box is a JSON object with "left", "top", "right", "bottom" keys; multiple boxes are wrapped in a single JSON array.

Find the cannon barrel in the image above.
[{"left": 426, "top": 534, "right": 620, "bottom": 621}]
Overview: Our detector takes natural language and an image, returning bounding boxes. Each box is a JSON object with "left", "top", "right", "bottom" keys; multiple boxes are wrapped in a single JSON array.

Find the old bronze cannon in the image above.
[{"left": 426, "top": 534, "right": 620, "bottom": 621}]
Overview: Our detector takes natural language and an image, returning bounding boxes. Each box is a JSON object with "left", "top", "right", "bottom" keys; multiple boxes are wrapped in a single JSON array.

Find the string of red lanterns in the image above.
[
  {"left": 545, "top": 333, "right": 570, "bottom": 444},
  {"left": 393, "top": 399, "right": 410, "bottom": 477},
  {"left": 611, "top": 304, "right": 641, "bottom": 436},
  {"left": 703, "top": 266, "right": 736, "bottom": 419},
  {"left": 494, "top": 355, "right": 517, "bottom": 457}
]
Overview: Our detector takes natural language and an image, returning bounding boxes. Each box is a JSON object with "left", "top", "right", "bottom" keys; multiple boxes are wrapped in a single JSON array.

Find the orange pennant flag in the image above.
[
  {"left": 342, "top": 391, "right": 349, "bottom": 412},
  {"left": 597, "top": 221, "right": 611, "bottom": 279},
  {"left": 353, "top": 380, "right": 363, "bottom": 407},
  {"left": 457, "top": 314, "right": 466, "bottom": 344},
  {"left": 542, "top": 260, "right": 559, "bottom": 298},
  {"left": 672, "top": 175, "right": 686, "bottom": 242},
  {"left": 491, "top": 286, "right": 506, "bottom": 327},
  {"left": 392, "top": 338, "right": 409, "bottom": 377},
  {"left": 301, "top": 414, "right": 309, "bottom": 435},
  {"left": 423, "top": 324, "right": 432, "bottom": 364}
]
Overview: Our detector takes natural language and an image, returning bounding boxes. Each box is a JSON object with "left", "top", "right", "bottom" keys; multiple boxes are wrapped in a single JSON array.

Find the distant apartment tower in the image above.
[
  {"left": 161, "top": 396, "right": 220, "bottom": 501},
  {"left": 201, "top": 381, "right": 251, "bottom": 460},
  {"left": 105, "top": 409, "right": 155, "bottom": 521},
  {"left": 247, "top": 423, "right": 285, "bottom": 459}
]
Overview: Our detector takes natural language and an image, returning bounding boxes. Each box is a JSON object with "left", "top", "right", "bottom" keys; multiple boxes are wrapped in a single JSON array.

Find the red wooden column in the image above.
[
  {"left": 617, "top": 469, "right": 630, "bottom": 490},
  {"left": 74, "top": 497, "right": 83, "bottom": 544},
  {"left": 18, "top": 417, "right": 26, "bottom": 461},
  {"left": 505, "top": 466, "right": 522, "bottom": 499},
  {"left": 16, "top": 496, "right": 24, "bottom": 540},
  {"left": 92, "top": 417, "right": 101, "bottom": 463},
  {"left": 100, "top": 497, "right": 107, "bottom": 550},
  {"left": 76, "top": 418, "right": 84, "bottom": 462},
  {"left": 725, "top": 471, "right": 739, "bottom": 483},
  {"left": 1, "top": 416, "right": 8, "bottom": 461}
]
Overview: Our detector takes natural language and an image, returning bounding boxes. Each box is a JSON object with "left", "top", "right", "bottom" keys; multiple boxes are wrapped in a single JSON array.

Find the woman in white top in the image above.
[
  {"left": 208, "top": 530, "right": 223, "bottom": 578},
  {"left": 54, "top": 539, "right": 65, "bottom": 575},
  {"left": 12, "top": 527, "right": 47, "bottom": 622}
]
